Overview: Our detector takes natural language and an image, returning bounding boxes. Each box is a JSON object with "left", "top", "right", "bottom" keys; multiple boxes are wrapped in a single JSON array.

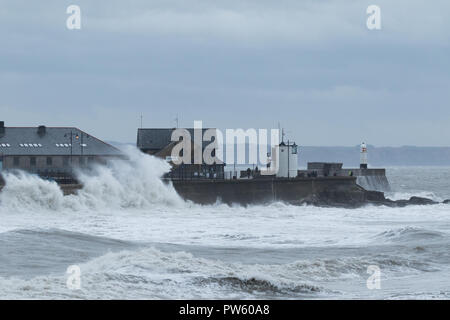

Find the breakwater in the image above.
[{"left": 0, "top": 176, "right": 446, "bottom": 208}]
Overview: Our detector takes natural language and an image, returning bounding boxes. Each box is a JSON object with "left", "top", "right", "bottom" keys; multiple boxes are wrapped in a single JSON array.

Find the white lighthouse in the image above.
[
  {"left": 360, "top": 142, "right": 368, "bottom": 169},
  {"left": 276, "top": 141, "right": 298, "bottom": 178}
]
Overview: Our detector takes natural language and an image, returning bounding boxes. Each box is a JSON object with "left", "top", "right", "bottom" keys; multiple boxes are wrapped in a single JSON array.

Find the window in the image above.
[
  {"left": 46, "top": 157, "right": 52, "bottom": 166},
  {"left": 13, "top": 157, "right": 20, "bottom": 166},
  {"left": 30, "top": 157, "right": 36, "bottom": 167}
]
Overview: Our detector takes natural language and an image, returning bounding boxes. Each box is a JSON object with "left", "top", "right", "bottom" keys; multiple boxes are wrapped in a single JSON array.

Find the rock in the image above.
[
  {"left": 407, "top": 196, "right": 437, "bottom": 205},
  {"left": 293, "top": 193, "right": 438, "bottom": 208},
  {"left": 443, "top": 199, "right": 450, "bottom": 204},
  {"left": 365, "top": 190, "right": 387, "bottom": 202},
  {"left": 366, "top": 195, "right": 437, "bottom": 207},
  {"left": 314, "top": 189, "right": 367, "bottom": 208},
  {"left": 393, "top": 196, "right": 437, "bottom": 207}
]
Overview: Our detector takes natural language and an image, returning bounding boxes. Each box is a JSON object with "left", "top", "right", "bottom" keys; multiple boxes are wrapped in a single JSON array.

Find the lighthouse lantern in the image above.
[{"left": 360, "top": 142, "right": 368, "bottom": 169}]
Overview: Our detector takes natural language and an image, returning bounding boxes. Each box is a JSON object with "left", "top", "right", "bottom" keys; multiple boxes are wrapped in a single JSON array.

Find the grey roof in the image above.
[
  {"left": 0, "top": 127, "right": 123, "bottom": 156},
  {"left": 137, "top": 128, "right": 217, "bottom": 150}
]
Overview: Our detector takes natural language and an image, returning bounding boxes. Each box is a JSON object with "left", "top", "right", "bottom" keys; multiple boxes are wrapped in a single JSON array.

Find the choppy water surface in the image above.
[{"left": 1, "top": 151, "right": 449, "bottom": 299}]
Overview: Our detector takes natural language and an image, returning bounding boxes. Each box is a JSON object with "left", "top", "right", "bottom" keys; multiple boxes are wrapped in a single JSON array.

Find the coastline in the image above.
[{"left": 1, "top": 176, "right": 446, "bottom": 208}]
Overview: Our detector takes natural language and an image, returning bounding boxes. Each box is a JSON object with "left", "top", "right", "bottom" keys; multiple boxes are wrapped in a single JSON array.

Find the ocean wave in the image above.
[
  {"left": 0, "top": 246, "right": 327, "bottom": 299},
  {"left": 1, "top": 241, "right": 441, "bottom": 299},
  {"left": 0, "top": 147, "right": 186, "bottom": 213},
  {"left": 196, "top": 276, "right": 322, "bottom": 295},
  {"left": 385, "top": 191, "right": 443, "bottom": 202},
  {"left": 0, "top": 228, "right": 137, "bottom": 279},
  {"left": 2, "top": 228, "right": 133, "bottom": 247},
  {"left": 373, "top": 226, "right": 446, "bottom": 243}
]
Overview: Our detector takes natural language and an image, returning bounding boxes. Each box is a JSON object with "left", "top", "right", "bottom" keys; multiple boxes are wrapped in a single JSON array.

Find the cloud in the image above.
[
  {"left": 3, "top": 0, "right": 449, "bottom": 45},
  {"left": 0, "top": 0, "right": 449, "bottom": 145}
]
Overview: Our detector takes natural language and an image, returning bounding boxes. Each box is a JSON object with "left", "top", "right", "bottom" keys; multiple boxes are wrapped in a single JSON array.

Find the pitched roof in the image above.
[
  {"left": 137, "top": 128, "right": 217, "bottom": 151},
  {"left": 0, "top": 126, "right": 123, "bottom": 156}
]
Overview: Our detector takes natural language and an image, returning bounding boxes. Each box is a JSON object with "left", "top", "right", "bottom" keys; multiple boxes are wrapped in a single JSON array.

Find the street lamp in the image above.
[{"left": 64, "top": 131, "right": 74, "bottom": 169}]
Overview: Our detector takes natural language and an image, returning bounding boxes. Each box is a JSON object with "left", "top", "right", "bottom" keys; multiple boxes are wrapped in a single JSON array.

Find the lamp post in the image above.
[
  {"left": 79, "top": 132, "right": 91, "bottom": 167},
  {"left": 64, "top": 131, "right": 74, "bottom": 176},
  {"left": 287, "top": 140, "right": 290, "bottom": 179},
  {"left": 81, "top": 132, "right": 83, "bottom": 161}
]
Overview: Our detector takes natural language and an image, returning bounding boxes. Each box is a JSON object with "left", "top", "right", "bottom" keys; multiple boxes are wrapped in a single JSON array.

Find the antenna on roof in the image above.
[{"left": 278, "top": 122, "right": 282, "bottom": 144}]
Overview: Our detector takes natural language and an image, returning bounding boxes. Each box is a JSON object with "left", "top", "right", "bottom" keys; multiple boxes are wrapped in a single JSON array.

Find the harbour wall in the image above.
[
  {"left": 0, "top": 175, "right": 381, "bottom": 207},
  {"left": 298, "top": 167, "right": 390, "bottom": 192},
  {"left": 171, "top": 176, "right": 369, "bottom": 206},
  {"left": 356, "top": 175, "right": 390, "bottom": 192}
]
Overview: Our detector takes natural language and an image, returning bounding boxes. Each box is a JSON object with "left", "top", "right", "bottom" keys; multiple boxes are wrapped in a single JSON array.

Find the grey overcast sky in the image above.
[{"left": 0, "top": 0, "right": 449, "bottom": 146}]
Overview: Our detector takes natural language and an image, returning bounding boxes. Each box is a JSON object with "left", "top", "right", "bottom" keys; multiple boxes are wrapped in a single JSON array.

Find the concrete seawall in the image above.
[
  {"left": 299, "top": 166, "right": 390, "bottom": 192},
  {"left": 0, "top": 177, "right": 440, "bottom": 208},
  {"left": 353, "top": 169, "right": 390, "bottom": 192},
  {"left": 356, "top": 175, "right": 390, "bottom": 192},
  {"left": 0, "top": 176, "right": 366, "bottom": 207},
  {"left": 171, "top": 177, "right": 369, "bottom": 207}
]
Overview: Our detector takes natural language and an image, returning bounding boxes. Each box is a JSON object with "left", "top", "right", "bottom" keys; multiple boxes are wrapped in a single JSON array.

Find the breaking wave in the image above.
[
  {"left": 0, "top": 172, "right": 66, "bottom": 212},
  {"left": 1, "top": 226, "right": 445, "bottom": 299},
  {"left": 0, "top": 243, "right": 327, "bottom": 299},
  {"left": 0, "top": 240, "right": 441, "bottom": 299},
  {"left": 0, "top": 147, "right": 186, "bottom": 213},
  {"left": 373, "top": 226, "right": 446, "bottom": 243},
  {"left": 1, "top": 225, "right": 449, "bottom": 299},
  {"left": 385, "top": 191, "right": 443, "bottom": 202},
  {"left": 1, "top": 164, "right": 450, "bottom": 299}
]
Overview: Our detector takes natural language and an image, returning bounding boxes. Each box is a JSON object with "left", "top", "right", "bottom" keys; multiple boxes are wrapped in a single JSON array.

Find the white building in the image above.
[{"left": 275, "top": 141, "right": 298, "bottom": 178}]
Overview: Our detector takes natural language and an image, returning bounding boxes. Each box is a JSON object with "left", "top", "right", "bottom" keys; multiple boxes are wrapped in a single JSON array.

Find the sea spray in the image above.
[
  {"left": 74, "top": 146, "right": 185, "bottom": 209},
  {"left": 1, "top": 166, "right": 450, "bottom": 298},
  {"left": 0, "top": 146, "right": 186, "bottom": 213},
  {"left": 0, "top": 171, "right": 65, "bottom": 212}
]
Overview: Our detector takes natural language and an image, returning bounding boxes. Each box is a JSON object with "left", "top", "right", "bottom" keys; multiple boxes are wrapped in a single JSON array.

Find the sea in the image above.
[{"left": 0, "top": 148, "right": 449, "bottom": 299}]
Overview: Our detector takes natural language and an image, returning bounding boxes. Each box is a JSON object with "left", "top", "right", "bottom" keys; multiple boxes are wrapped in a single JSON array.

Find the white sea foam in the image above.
[
  {"left": 385, "top": 191, "right": 443, "bottom": 202},
  {"left": 0, "top": 171, "right": 65, "bottom": 212},
  {"left": 0, "top": 246, "right": 323, "bottom": 299},
  {"left": 0, "top": 147, "right": 186, "bottom": 214},
  {"left": 2, "top": 241, "right": 448, "bottom": 299},
  {"left": 1, "top": 154, "right": 450, "bottom": 299}
]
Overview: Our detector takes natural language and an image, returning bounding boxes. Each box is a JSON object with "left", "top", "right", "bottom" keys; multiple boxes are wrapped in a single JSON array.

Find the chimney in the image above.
[{"left": 37, "top": 125, "right": 46, "bottom": 136}]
